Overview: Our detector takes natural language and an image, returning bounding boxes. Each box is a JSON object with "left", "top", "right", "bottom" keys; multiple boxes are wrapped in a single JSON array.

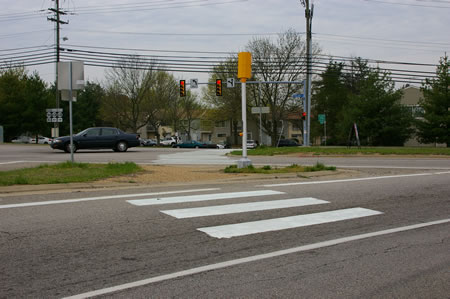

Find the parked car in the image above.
[
  {"left": 11, "top": 136, "right": 32, "bottom": 143},
  {"left": 217, "top": 141, "right": 231, "bottom": 149},
  {"left": 160, "top": 137, "right": 178, "bottom": 146},
  {"left": 278, "top": 139, "right": 300, "bottom": 147},
  {"left": 140, "top": 138, "right": 156, "bottom": 146},
  {"left": 246, "top": 139, "right": 257, "bottom": 149},
  {"left": 175, "top": 140, "right": 217, "bottom": 149},
  {"left": 50, "top": 127, "right": 140, "bottom": 153},
  {"left": 30, "top": 136, "right": 53, "bottom": 144}
]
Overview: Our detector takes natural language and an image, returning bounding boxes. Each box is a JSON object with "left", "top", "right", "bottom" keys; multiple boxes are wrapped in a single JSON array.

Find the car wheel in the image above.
[
  {"left": 116, "top": 141, "right": 128, "bottom": 152},
  {"left": 64, "top": 142, "right": 77, "bottom": 153}
]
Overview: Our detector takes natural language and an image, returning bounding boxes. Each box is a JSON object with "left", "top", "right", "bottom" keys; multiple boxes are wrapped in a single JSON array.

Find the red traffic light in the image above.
[
  {"left": 216, "top": 79, "right": 222, "bottom": 96},
  {"left": 180, "top": 80, "right": 186, "bottom": 97},
  {"left": 301, "top": 112, "right": 306, "bottom": 120}
]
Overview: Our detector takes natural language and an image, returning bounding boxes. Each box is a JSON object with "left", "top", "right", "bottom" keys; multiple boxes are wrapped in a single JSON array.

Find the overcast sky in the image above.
[{"left": 1, "top": 0, "right": 449, "bottom": 87}]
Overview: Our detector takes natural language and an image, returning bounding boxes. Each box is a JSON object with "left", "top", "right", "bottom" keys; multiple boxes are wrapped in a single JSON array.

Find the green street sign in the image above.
[{"left": 318, "top": 114, "right": 326, "bottom": 124}]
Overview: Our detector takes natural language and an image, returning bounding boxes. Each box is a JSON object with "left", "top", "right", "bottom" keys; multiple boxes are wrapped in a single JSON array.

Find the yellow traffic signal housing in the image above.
[
  {"left": 216, "top": 79, "right": 222, "bottom": 96},
  {"left": 180, "top": 80, "right": 186, "bottom": 97},
  {"left": 238, "top": 52, "right": 252, "bottom": 82}
]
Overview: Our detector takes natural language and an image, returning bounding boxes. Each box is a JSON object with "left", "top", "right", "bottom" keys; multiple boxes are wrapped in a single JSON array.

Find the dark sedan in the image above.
[
  {"left": 277, "top": 139, "right": 300, "bottom": 147},
  {"left": 175, "top": 140, "right": 218, "bottom": 149},
  {"left": 50, "top": 127, "right": 140, "bottom": 153}
]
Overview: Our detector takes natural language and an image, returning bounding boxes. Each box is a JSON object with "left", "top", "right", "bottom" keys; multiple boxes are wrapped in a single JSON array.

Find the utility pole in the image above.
[
  {"left": 47, "top": 0, "right": 68, "bottom": 137},
  {"left": 300, "top": 0, "right": 313, "bottom": 146}
]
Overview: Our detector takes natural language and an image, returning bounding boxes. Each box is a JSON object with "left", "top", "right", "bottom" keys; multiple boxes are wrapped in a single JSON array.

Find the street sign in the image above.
[
  {"left": 190, "top": 79, "right": 198, "bottom": 88},
  {"left": 251, "top": 107, "right": 270, "bottom": 114},
  {"left": 227, "top": 78, "right": 235, "bottom": 88},
  {"left": 318, "top": 114, "right": 326, "bottom": 124},
  {"left": 292, "top": 93, "right": 304, "bottom": 98},
  {"left": 46, "top": 108, "right": 63, "bottom": 123}
]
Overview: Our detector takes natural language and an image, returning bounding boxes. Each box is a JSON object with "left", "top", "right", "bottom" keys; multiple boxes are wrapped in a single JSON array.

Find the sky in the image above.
[{"left": 1, "top": 0, "right": 449, "bottom": 88}]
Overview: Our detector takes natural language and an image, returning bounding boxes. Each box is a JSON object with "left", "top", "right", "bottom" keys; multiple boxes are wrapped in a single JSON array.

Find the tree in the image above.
[
  {"left": 416, "top": 55, "right": 450, "bottom": 146},
  {"left": 345, "top": 61, "right": 414, "bottom": 146},
  {"left": 21, "top": 72, "right": 53, "bottom": 141},
  {"left": 0, "top": 68, "right": 52, "bottom": 141},
  {"left": 148, "top": 71, "right": 179, "bottom": 143},
  {"left": 179, "top": 91, "right": 204, "bottom": 141},
  {"left": 312, "top": 58, "right": 414, "bottom": 145},
  {"left": 246, "top": 29, "right": 319, "bottom": 144},
  {"left": 56, "top": 81, "right": 105, "bottom": 135},
  {"left": 203, "top": 57, "right": 242, "bottom": 145},
  {"left": 101, "top": 56, "right": 156, "bottom": 132},
  {"left": 311, "top": 62, "right": 348, "bottom": 144}
]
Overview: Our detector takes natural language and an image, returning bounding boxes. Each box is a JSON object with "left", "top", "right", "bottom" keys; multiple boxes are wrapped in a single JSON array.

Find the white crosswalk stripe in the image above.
[
  {"left": 127, "top": 190, "right": 284, "bottom": 206},
  {"left": 161, "top": 197, "right": 329, "bottom": 219},
  {"left": 198, "top": 208, "right": 383, "bottom": 239},
  {"left": 127, "top": 190, "right": 383, "bottom": 239}
]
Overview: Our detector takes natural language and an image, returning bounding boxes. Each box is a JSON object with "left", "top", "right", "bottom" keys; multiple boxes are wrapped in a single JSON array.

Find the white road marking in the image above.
[
  {"left": 261, "top": 172, "right": 447, "bottom": 187},
  {"left": 0, "top": 160, "right": 55, "bottom": 165},
  {"left": 161, "top": 197, "right": 328, "bottom": 219},
  {"left": 63, "top": 218, "right": 450, "bottom": 299},
  {"left": 0, "top": 161, "right": 27, "bottom": 165},
  {"left": 0, "top": 188, "right": 220, "bottom": 209},
  {"left": 198, "top": 208, "right": 383, "bottom": 239},
  {"left": 127, "top": 190, "right": 285, "bottom": 206},
  {"left": 153, "top": 149, "right": 236, "bottom": 165}
]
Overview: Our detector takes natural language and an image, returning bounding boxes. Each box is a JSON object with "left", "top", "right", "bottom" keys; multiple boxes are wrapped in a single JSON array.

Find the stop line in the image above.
[{"left": 128, "top": 189, "right": 383, "bottom": 239}]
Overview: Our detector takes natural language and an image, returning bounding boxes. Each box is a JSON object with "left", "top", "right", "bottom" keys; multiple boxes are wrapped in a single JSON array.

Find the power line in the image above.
[
  {"left": 64, "top": 0, "right": 248, "bottom": 15},
  {"left": 364, "top": 0, "right": 450, "bottom": 8}
]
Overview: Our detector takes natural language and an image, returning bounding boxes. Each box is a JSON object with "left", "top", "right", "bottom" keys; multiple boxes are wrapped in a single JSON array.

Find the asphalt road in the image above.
[
  {"left": 1, "top": 167, "right": 449, "bottom": 298},
  {"left": 1, "top": 143, "right": 450, "bottom": 170}
]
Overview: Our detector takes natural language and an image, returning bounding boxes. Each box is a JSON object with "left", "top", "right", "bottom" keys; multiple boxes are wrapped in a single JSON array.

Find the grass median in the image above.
[
  {"left": 0, "top": 161, "right": 142, "bottom": 186},
  {"left": 230, "top": 146, "right": 450, "bottom": 156},
  {"left": 224, "top": 162, "right": 336, "bottom": 174}
]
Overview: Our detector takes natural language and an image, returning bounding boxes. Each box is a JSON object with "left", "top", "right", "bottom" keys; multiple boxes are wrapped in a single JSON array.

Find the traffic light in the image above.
[
  {"left": 216, "top": 79, "right": 222, "bottom": 96},
  {"left": 180, "top": 80, "right": 186, "bottom": 97},
  {"left": 301, "top": 111, "right": 306, "bottom": 120}
]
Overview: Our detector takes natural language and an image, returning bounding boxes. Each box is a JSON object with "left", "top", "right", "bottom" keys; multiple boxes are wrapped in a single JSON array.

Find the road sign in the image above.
[
  {"left": 46, "top": 108, "right": 63, "bottom": 123},
  {"left": 190, "top": 79, "right": 198, "bottom": 88},
  {"left": 227, "top": 78, "right": 235, "bottom": 88},
  {"left": 292, "top": 93, "right": 304, "bottom": 98},
  {"left": 251, "top": 107, "right": 270, "bottom": 114},
  {"left": 318, "top": 114, "right": 326, "bottom": 124}
]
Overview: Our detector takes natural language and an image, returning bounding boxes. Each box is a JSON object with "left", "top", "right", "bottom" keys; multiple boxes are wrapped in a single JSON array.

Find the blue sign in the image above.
[{"left": 292, "top": 93, "right": 304, "bottom": 98}]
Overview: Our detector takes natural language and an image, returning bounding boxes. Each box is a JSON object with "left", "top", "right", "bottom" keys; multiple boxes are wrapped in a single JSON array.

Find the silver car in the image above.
[{"left": 246, "top": 140, "right": 257, "bottom": 149}]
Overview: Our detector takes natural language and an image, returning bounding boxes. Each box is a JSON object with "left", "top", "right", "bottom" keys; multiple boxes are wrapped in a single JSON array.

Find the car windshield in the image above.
[{"left": 75, "top": 129, "right": 89, "bottom": 136}]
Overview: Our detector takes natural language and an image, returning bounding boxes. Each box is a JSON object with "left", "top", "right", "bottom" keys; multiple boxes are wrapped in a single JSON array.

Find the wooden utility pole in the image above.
[{"left": 47, "top": 0, "right": 68, "bottom": 137}]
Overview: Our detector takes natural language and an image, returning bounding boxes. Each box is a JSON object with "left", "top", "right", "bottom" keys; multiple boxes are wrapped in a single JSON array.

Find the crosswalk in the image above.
[{"left": 127, "top": 190, "right": 383, "bottom": 239}]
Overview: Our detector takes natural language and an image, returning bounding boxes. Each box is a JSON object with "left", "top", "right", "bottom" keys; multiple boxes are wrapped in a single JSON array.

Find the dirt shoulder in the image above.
[{"left": 0, "top": 164, "right": 364, "bottom": 196}]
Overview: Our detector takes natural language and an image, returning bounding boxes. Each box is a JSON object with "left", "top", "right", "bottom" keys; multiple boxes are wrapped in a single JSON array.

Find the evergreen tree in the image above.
[
  {"left": 312, "top": 62, "right": 348, "bottom": 144},
  {"left": 416, "top": 55, "right": 450, "bottom": 146},
  {"left": 312, "top": 59, "right": 414, "bottom": 145}
]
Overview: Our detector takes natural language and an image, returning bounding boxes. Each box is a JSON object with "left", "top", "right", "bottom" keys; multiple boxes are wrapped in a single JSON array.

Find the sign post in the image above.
[
  {"left": 237, "top": 52, "right": 252, "bottom": 168},
  {"left": 318, "top": 114, "right": 326, "bottom": 145},
  {"left": 58, "top": 61, "right": 84, "bottom": 163}
]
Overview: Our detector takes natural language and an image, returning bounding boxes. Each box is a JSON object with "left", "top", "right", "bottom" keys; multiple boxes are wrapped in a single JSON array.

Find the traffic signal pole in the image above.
[{"left": 301, "top": 0, "right": 313, "bottom": 146}]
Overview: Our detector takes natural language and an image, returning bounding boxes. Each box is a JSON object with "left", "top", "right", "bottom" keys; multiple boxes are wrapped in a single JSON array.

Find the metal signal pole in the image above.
[{"left": 300, "top": 0, "right": 313, "bottom": 146}]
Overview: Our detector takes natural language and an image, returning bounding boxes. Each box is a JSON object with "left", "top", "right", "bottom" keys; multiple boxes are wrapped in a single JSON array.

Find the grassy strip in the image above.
[
  {"left": 0, "top": 161, "right": 142, "bottom": 186},
  {"left": 224, "top": 163, "right": 336, "bottom": 174},
  {"left": 230, "top": 146, "right": 450, "bottom": 156}
]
